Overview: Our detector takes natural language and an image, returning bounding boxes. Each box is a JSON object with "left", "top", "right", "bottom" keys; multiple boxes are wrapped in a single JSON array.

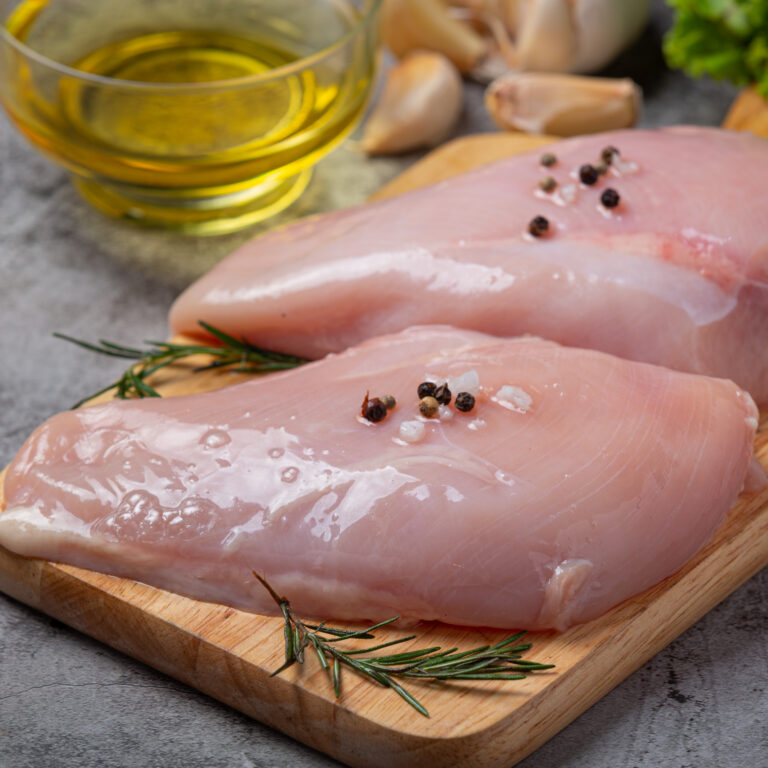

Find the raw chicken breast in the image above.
[
  {"left": 170, "top": 128, "right": 768, "bottom": 403},
  {"left": 0, "top": 327, "right": 759, "bottom": 630}
]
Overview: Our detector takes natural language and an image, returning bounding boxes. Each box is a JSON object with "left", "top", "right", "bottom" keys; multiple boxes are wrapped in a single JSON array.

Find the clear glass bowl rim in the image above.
[{"left": 0, "top": 0, "right": 382, "bottom": 91}]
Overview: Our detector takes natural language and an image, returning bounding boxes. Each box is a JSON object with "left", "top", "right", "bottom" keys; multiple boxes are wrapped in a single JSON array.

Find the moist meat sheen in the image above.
[
  {"left": 169, "top": 128, "right": 768, "bottom": 403},
  {"left": 0, "top": 327, "right": 759, "bottom": 630}
]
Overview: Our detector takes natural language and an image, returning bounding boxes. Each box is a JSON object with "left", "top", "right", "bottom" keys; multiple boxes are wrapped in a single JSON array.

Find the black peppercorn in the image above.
[
  {"left": 538, "top": 176, "right": 557, "bottom": 193},
  {"left": 540, "top": 152, "right": 557, "bottom": 167},
  {"left": 528, "top": 215, "right": 550, "bottom": 238},
  {"left": 363, "top": 397, "right": 387, "bottom": 423},
  {"left": 579, "top": 164, "right": 599, "bottom": 185},
  {"left": 417, "top": 381, "right": 436, "bottom": 399},
  {"left": 380, "top": 394, "right": 397, "bottom": 410},
  {"left": 455, "top": 392, "right": 476, "bottom": 412},
  {"left": 601, "top": 146, "right": 619, "bottom": 165},
  {"left": 600, "top": 188, "right": 620, "bottom": 208},
  {"left": 434, "top": 384, "right": 452, "bottom": 405}
]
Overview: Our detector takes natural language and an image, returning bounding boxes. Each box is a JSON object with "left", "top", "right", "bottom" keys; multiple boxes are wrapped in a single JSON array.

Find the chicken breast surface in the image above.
[
  {"left": 1, "top": 327, "right": 758, "bottom": 630},
  {"left": 170, "top": 128, "right": 768, "bottom": 403}
]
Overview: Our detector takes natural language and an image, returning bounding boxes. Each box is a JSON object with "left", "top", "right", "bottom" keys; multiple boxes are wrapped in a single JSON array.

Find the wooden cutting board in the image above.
[{"left": 2, "top": 131, "right": 768, "bottom": 768}]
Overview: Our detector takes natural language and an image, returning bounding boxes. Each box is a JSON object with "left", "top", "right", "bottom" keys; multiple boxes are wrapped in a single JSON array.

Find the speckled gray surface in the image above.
[{"left": 1, "top": 3, "right": 766, "bottom": 767}]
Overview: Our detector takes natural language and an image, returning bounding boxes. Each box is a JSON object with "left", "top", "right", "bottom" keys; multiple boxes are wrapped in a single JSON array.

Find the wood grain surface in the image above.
[
  {"left": 1, "top": 131, "right": 767, "bottom": 768},
  {"left": 723, "top": 87, "right": 768, "bottom": 136}
]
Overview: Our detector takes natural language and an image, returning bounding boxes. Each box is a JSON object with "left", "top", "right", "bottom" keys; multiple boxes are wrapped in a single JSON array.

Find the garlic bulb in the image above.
[
  {"left": 410, "top": 0, "right": 651, "bottom": 77},
  {"left": 568, "top": 0, "right": 650, "bottom": 73},
  {"left": 362, "top": 52, "right": 464, "bottom": 155},
  {"left": 510, "top": 0, "right": 650, "bottom": 73},
  {"left": 486, "top": 72, "right": 641, "bottom": 136}
]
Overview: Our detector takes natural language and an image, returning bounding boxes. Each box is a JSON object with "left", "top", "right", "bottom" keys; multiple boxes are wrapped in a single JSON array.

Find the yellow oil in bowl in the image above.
[{"left": 1, "top": 0, "right": 380, "bottom": 233}]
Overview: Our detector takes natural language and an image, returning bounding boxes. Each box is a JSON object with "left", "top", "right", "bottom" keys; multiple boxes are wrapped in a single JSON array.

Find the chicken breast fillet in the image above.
[
  {"left": 0, "top": 327, "right": 759, "bottom": 630},
  {"left": 170, "top": 127, "right": 768, "bottom": 403}
]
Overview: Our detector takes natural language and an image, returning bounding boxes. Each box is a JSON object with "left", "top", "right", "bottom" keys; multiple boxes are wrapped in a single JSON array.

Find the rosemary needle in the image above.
[
  {"left": 254, "top": 572, "right": 554, "bottom": 717},
  {"left": 54, "top": 320, "right": 308, "bottom": 408}
]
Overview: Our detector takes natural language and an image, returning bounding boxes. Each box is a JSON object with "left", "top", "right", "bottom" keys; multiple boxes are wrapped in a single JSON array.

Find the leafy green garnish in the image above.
[{"left": 664, "top": 1, "right": 768, "bottom": 97}]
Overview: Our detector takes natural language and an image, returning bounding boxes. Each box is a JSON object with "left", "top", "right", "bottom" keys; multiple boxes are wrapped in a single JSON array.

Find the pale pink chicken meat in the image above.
[
  {"left": 0, "top": 327, "right": 759, "bottom": 630},
  {"left": 170, "top": 127, "right": 768, "bottom": 403}
]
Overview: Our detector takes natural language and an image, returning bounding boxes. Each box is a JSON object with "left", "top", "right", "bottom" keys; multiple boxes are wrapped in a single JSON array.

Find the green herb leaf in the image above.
[{"left": 664, "top": 0, "right": 768, "bottom": 97}]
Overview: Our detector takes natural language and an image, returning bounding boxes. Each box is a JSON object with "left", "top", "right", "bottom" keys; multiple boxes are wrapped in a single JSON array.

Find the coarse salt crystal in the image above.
[
  {"left": 494, "top": 385, "right": 533, "bottom": 413},
  {"left": 438, "top": 405, "right": 453, "bottom": 421},
  {"left": 559, "top": 184, "right": 577, "bottom": 204},
  {"left": 447, "top": 369, "right": 480, "bottom": 396},
  {"left": 399, "top": 420, "right": 426, "bottom": 443},
  {"left": 612, "top": 156, "right": 639, "bottom": 175}
]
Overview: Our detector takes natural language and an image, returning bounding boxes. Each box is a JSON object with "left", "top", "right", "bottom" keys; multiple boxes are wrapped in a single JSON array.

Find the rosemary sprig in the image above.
[
  {"left": 254, "top": 572, "right": 554, "bottom": 717},
  {"left": 55, "top": 321, "right": 308, "bottom": 408}
]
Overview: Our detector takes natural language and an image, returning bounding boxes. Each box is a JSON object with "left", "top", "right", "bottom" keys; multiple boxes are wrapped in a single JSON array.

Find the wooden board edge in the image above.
[
  {"left": 2, "top": 467, "right": 766, "bottom": 768},
  {"left": 2, "top": 123, "right": 768, "bottom": 767},
  {"left": 369, "top": 133, "right": 556, "bottom": 201},
  {"left": 723, "top": 87, "right": 768, "bottom": 136}
]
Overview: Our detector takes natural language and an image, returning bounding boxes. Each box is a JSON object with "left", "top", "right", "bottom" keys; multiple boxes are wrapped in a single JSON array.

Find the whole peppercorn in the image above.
[
  {"left": 419, "top": 396, "right": 440, "bottom": 418},
  {"left": 594, "top": 162, "right": 608, "bottom": 176},
  {"left": 528, "top": 215, "right": 550, "bottom": 238},
  {"left": 600, "top": 188, "right": 621, "bottom": 208},
  {"left": 540, "top": 152, "right": 557, "bottom": 167},
  {"left": 601, "top": 146, "right": 619, "bottom": 165},
  {"left": 363, "top": 397, "right": 387, "bottom": 423},
  {"left": 538, "top": 176, "right": 557, "bottom": 193},
  {"left": 417, "top": 381, "right": 437, "bottom": 399},
  {"left": 455, "top": 392, "right": 476, "bottom": 412},
  {"left": 434, "top": 384, "right": 452, "bottom": 405},
  {"left": 380, "top": 394, "right": 397, "bottom": 410},
  {"left": 579, "top": 164, "right": 599, "bottom": 185}
]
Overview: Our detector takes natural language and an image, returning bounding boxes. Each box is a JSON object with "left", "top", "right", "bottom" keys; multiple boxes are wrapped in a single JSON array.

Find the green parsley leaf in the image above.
[{"left": 664, "top": 1, "right": 768, "bottom": 98}]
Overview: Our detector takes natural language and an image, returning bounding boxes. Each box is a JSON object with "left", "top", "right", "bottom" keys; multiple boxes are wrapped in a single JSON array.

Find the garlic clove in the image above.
[
  {"left": 381, "top": 0, "right": 487, "bottom": 73},
  {"left": 515, "top": 0, "right": 576, "bottom": 73},
  {"left": 498, "top": 0, "right": 523, "bottom": 36},
  {"left": 444, "top": 0, "right": 649, "bottom": 75},
  {"left": 362, "top": 52, "right": 464, "bottom": 155},
  {"left": 445, "top": 1, "right": 519, "bottom": 82},
  {"left": 511, "top": 0, "right": 649, "bottom": 74},
  {"left": 568, "top": 0, "right": 649, "bottom": 74},
  {"left": 485, "top": 72, "right": 641, "bottom": 137},
  {"left": 447, "top": 0, "right": 519, "bottom": 34}
]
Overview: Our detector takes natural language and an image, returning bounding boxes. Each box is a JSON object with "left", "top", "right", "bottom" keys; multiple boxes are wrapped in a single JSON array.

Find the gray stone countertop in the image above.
[{"left": 0, "top": 3, "right": 766, "bottom": 767}]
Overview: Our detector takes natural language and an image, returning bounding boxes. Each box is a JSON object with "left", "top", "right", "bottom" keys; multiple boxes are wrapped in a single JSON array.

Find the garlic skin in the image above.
[
  {"left": 515, "top": 0, "right": 575, "bottom": 73},
  {"left": 569, "top": 0, "right": 650, "bottom": 74},
  {"left": 513, "top": 0, "right": 649, "bottom": 73},
  {"left": 485, "top": 72, "right": 641, "bottom": 137},
  {"left": 362, "top": 52, "right": 464, "bottom": 155},
  {"left": 382, "top": 0, "right": 487, "bottom": 73}
]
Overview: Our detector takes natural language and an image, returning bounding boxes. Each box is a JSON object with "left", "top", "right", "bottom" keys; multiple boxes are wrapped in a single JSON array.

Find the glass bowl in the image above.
[{"left": 0, "top": 0, "right": 381, "bottom": 234}]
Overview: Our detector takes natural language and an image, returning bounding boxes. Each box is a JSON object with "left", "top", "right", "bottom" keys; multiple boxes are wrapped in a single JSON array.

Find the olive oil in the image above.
[{"left": 2, "top": 0, "right": 377, "bottom": 232}]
